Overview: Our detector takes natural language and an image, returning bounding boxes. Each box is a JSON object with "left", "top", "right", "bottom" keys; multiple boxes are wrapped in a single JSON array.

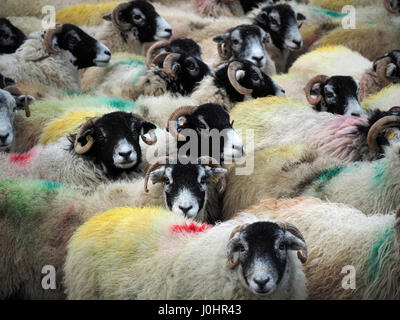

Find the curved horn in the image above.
[
  {"left": 146, "top": 40, "right": 170, "bottom": 68},
  {"left": 276, "top": 221, "right": 308, "bottom": 264},
  {"left": 163, "top": 53, "right": 181, "bottom": 78},
  {"left": 167, "top": 105, "right": 197, "bottom": 142},
  {"left": 304, "top": 74, "right": 329, "bottom": 105},
  {"left": 367, "top": 114, "right": 400, "bottom": 153},
  {"left": 217, "top": 41, "right": 232, "bottom": 60},
  {"left": 198, "top": 156, "right": 227, "bottom": 195},
  {"left": 144, "top": 156, "right": 171, "bottom": 193},
  {"left": 74, "top": 117, "right": 100, "bottom": 155},
  {"left": 227, "top": 223, "right": 249, "bottom": 269},
  {"left": 4, "top": 86, "right": 31, "bottom": 117},
  {"left": 151, "top": 52, "right": 170, "bottom": 67},
  {"left": 44, "top": 24, "right": 63, "bottom": 54},
  {"left": 384, "top": 0, "right": 399, "bottom": 15},
  {"left": 111, "top": 2, "right": 133, "bottom": 32},
  {"left": 376, "top": 56, "right": 393, "bottom": 88},
  {"left": 227, "top": 61, "right": 253, "bottom": 95}
]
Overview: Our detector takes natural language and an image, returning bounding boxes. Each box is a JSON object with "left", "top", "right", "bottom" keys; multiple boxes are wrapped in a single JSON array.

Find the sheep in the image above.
[
  {"left": 0, "top": 86, "right": 34, "bottom": 152},
  {"left": 222, "top": 121, "right": 400, "bottom": 219},
  {"left": 0, "top": 18, "right": 27, "bottom": 54},
  {"left": 359, "top": 50, "right": 400, "bottom": 101},
  {"left": 0, "top": 24, "right": 111, "bottom": 91},
  {"left": 0, "top": 111, "right": 159, "bottom": 186},
  {"left": 82, "top": 1, "right": 173, "bottom": 55},
  {"left": 64, "top": 206, "right": 307, "bottom": 299},
  {"left": 82, "top": 42, "right": 210, "bottom": 100},
  {"left": 244, "top": 197, "right": 400, "bottom": 299}
]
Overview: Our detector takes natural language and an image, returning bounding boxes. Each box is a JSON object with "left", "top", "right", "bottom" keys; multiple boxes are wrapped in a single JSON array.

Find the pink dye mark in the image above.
[
  {"left": 9, "top": 147, "right": 38, "bottom": 166},
  {"left": 171, "top": 222, "right": 212, "bottom": 234}
]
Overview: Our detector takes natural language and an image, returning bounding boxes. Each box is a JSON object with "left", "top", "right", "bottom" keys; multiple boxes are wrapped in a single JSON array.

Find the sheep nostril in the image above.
[
  {"left": 292, "top": 40, "right": 302, "bottom": 47},
  {"left": 254, "top": 277, "right": 270, "bottom": 288},
  {"left": 119, "top": 151, "right": 132, "bottom": 158},
  {"left": 179, "top": 205, "right": 193, "bottom": 214},
  {"left": 104, "top": 50, "right": 111, "bottom": 56},
  {"left": 164, "top": 28, "right": 172, "bottom": 34},
  {"left": 351, "top": 113, "right": 361, "bottom": 117},
  {"left": 252, "top": 56, "right": 263, "bottom": 62}
]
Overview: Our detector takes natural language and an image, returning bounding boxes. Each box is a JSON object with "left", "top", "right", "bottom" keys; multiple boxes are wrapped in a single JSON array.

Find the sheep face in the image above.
[
  {"left": 0, "top": 74, "right": 15, "bottom": 89},
  {"left": 0, "top": 18, "right": 27, "bottom": 54},
  {"left": 49, "top": 24, "right": 111, "bottom": 69},
  {"left": 150, "top": 162, "right": 227, "bottom": 218},
  {"left": 103, "top": 0, "right": 172, "bottom": 43},
  {"left": 254, "top": 4, "right": 305, "bottom": 51},
  {"left": 213, "top": 25, "right": 268, "bottom": 68},
  {"left": 0, "top": 89, "right": 32, "bottom": 151},
  {"left": 72, "top": 112, "right": 156, "bottom": 177},
  {"left": 174, "top": 103, "right": 245, "bottom": 162},
  {"left": 215, "top": 60, "right": 285, "bottom": 103},
  {"left": 155, "top": 53, "right": 210, "bottom": 96},
  {"left": 311, "top": 76, "right": 362, "bottom": 116},
  {"left": 227, "top": 222, "right": 306, "bottom": 296}
]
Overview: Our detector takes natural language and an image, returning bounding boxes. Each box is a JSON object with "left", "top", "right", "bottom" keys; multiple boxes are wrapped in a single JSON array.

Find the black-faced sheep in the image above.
[{"left": 0, "top": 18, "right": 27, "bottom": 54}]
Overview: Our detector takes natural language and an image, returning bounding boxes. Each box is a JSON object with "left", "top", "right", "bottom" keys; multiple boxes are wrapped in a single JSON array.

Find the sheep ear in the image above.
[
  {"left": 15, "top": 95, "right": 34, "bottom": 109},
  {"left": 284, "top": 232, "right": 307, "bottom": 252},
  {"left": 310, "top": 83, "right": 321, "bottom": 96},
  {"left": 236, "top": 70, "right": 246, "bottom": 81},
  {"left": 386, "top": 63, "right": 397, "bottom": 77},
  {"left": 213, "top": 33, "right": 228, "bottom": 43},
  {"left": 141, "top": 121, "right": 157, "bottom": 135},
  {"left": 226, "top": 235, "right": 241, "bottom": 266},
  {"left": 103, "top": 13, "right": 112, "bottom": 21},
  {"left": 77, "top": 128, "right": 94, "bottom": 148},
  {"left": 204, "top": 167, "right": 227, "bottom": 180},
  {"left": 150, "top": 167, "right": 166, "bottom": 184},
  {"left": 297, "top": 12, "right": 306, "bottom": 21}
]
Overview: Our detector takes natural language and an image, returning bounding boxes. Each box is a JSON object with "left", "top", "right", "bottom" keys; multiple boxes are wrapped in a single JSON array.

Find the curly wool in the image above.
[
  {"left": 362, "top": 84, "right": 400, "bottom": 111},
  {"left": 245, "top": 197, "right": 399, "bottom": 299}
]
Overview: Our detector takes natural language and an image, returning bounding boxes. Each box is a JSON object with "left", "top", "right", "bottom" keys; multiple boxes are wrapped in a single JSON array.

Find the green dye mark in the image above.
[
  {"left": 367, "top": 228, "right": 395, "bottom": 282},
  {"left": 311, "top": 7, "right": 347, "bottom": 18},
  {"left": 118, "top": 59, "right": 145, "bottom": 68},
  {"left": 99, "top": 97, "right": 136, "bottom": 111},
  {"left": 316, "top": 166, "right": 345, "bottom": 184},
  {"left": 41, "top": 181, "right": 63, "bottom": 190}
]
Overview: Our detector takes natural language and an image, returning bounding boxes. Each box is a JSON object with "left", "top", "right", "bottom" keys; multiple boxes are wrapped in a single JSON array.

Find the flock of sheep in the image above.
[{"left": 0, "top": 0, "right": 400, "bottom": 300}]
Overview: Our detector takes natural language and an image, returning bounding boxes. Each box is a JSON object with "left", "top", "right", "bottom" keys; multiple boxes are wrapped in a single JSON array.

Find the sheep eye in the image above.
[
  {"left": 200, "top": 176, "right": 207, "bottom": 184},
  {"left": 134, "top": 15, "right": 142, "bottom": 20},
  {"left": 239, "top": 244, "right": 246, "bottom": 252},
  {"left": 163, "top": 178, "right": 170, "bottom": 185},
  {"left": 270, "top": 18, "right": 278, "bottom": 25},
  {"left": 326, "top": 93, "right": 334, "bottom": 98},
  {"left": 187, "top": 62, "right": 196, "bottom": 71},
  {"left": 279, "top": 243, "right": 285, "bottom": 250},
  {"left": 232, "top": 39, "right": 239, "bottom": 45}
]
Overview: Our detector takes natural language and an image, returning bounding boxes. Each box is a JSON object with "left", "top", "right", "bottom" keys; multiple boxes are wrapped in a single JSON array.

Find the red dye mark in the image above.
[
  {"left": 171, "top": 222, "right": 212, "bottom": 234},
  {"left": 9, "top": 148, "right": 37, "bottom": 165}
]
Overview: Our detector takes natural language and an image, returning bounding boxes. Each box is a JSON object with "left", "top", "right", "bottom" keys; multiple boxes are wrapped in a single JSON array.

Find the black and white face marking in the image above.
[
  {"left": 312, "top": 76, "right": 362, "bottom": 116},
  {"left": 176, "top": 103, "right": 245, "bottom": 161},
  {"left": 0, "top": 18, "right": 27, "bottom": 54},
  {"left": 214, "top": 60, "right": 285, "bottom": 103},
  {"left": 0, "top": 74, "right": 15, "bottom": 89},
  {"left": 103, "top": 0, "right": 172, "bottom": 42},
  {"left": 227, "top": 222, "right": 306, "bottom": 296},
  {"left": 150, "top": 162, "right": 227, "bottom": 218},
  {"left": 0, "top": 89, "right": 33, "bottom": 151},
  {"left": 254, "top": 4, "right": 305, "bottom": 51},
  {"left": 213, "top": 25, "right": 268, "bottom": 68},
  {"left": 50, "top": 24, "right": 111, "bottom": 69},
  {"left": 73, "top": 111, "right": 156, "bottom": 177},
  {"left": 165, "top": 38, "right": 202, "bottom": 60}
]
